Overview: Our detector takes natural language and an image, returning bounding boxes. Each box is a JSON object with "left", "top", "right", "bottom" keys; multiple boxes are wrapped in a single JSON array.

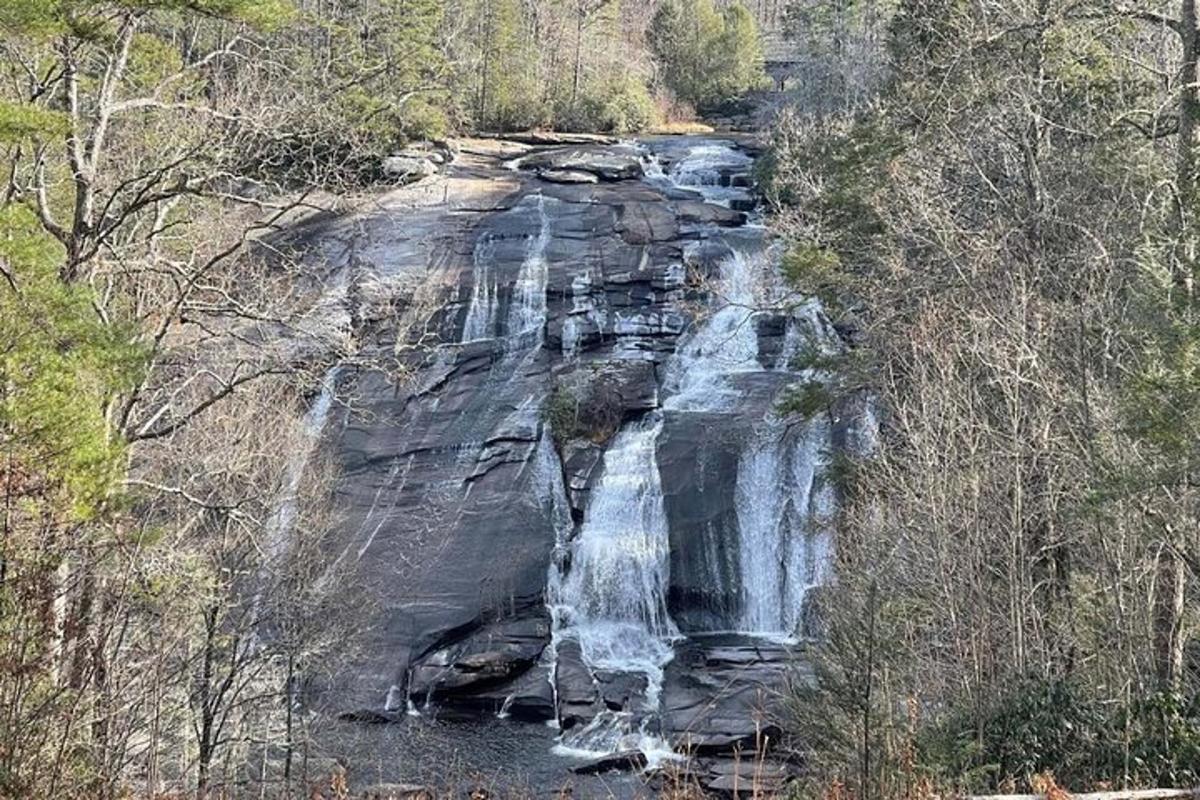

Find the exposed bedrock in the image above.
[
  {"left": 290, "top": 135, "right": 850, "bottom": 791},
  {"left": 517, "top": 145, "right": 646, "bottom": 182}
]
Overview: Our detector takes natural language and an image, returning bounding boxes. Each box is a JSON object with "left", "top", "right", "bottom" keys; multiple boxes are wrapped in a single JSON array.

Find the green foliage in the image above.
[
  {"left": 0, "top": 0, "right": 294, "bottom": 36},
  {"left": 543, "top": 378, "right": 623, "bottom": 447},
  {"left": 559, "top": 75, "right": 656, "bottom": 134},
  {"left": 176, "top": 0, "right": 296, "bottom": 29},
  {"left": 544, "top": 386, "right": 581, "bottom": 448},
  {"left": 127, "top": 32, "right": 186, "bottom": 90},
  {"left": 473, "top": 0, "right": 544, "bottom": 130},
  {"left": 787, "top": 336, "right": 846, "bottom": 374},
  {"left": 769, "top": 117, "right": 902, "bottom": 241},
  {"left": 919, "top": 678, "right": 1200, "bottom": 791},
  {"left": 0, "top": 206, "right": 143, "bottom": 516},
  {"left": 1123, "top": 318, "right": 1200, "bottom": 465},
  {"left": 0, "top": 100, "right": 68, "bottom": 142},
  {"left": 777, "top": 379, "right": 833, "bottom": 420},
  {"left": 782, "top": 243, "right": 845, "bottom": 302},
  {"left": 648, "top": 0, "right": 768, "bottom": 112}
]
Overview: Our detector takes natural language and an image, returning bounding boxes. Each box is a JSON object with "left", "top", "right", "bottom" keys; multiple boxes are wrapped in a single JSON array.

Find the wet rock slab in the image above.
[
  {"left": 408, "top": 615, "right": 551, "bottom": 701},
  {"left": 661, "top": 635, "right": 797, "bottom": 756},
  {"left": 518, "top": 146, "right": 645, "bottom": 181},
  {"left": 569, "top": 750, "right": 648, "bottom": 775},
  {"left": 539, "top": 168, "right": 600, "bottom": 184}
]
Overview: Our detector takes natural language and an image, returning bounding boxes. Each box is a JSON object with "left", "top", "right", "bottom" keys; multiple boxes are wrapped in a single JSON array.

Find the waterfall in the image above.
[
  {"left": 506, "top": 193, "right": 552, "bottom": 343},
  {"left": 539, "top": 141, "right": 841, "bottom": 764},
  {"left": 461, "top": 232, "right": 499, "bottom": 342},
  {"left": 536, "top": 430, "right": 573, "bottom": 730},
  {"left": 663, "top": 247, "right": 764, "bottom": 412},
  {"left": 552, "top": 414, "right": 678, "bottom": 684},
  {"left": 733, "top": 419, "right": 789, "bottom": 634},
  {"left": 549, "top": 415, "right": 680, "bottom": 761},
  {"left": 736, "top": 414, "right": 834, "bottom": 636},
  {"left": 461, "top": 193, "right": 552, "bottom": 345},
  {"left": 664, "top": 143, "right": 753, "bottom": 208},
  {"left": 659, "top": 234, "right": 839, "bottom": 638},
  {"left": 561, "top": 273, "right": 608, "bottom": 359}
]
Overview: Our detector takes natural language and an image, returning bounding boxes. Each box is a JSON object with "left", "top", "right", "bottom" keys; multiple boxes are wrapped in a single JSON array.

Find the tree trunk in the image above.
[
  {"left": 572, "top": 4, "right": 584, "bottom": 105},
  {"left": 1176, "top": 0, "right": 1199, "bottom": 298},
  {"left": 1152, "top": 544, "right": 1186, "bottom": 690}
]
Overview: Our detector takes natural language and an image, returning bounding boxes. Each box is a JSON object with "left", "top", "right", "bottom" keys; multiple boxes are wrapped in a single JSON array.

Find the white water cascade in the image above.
[
  {"left": 460, "top": 231, "right": 499, "bottom": 342},
  {"left": 645, "top": 142, "right": 754, "bottom": 209},
  {"left": 552, "top": 414, "right": 678, "bottom": 687},
  {"left": 662, "top": 239, "right": 839, "bottom": 638},
  {"left": 735, "top": 415, "right": 835, "bottom": 635},
  {"left": 506, "top": 193, "right": 552, "bottom": 343},
  {"left": 461, "top": 193, "right": 552, "bottom": 345},
  {"left": 549, "top": 415, "right": 680, "bottom": 760},
  {"left": 542, "top": 141, "right": 840, "bottom": 767},
  {"left": 663, "top": 245, "right": 766, "bottom": 412}
]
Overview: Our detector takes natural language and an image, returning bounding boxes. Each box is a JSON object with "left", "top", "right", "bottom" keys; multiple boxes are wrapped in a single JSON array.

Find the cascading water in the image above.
[
  {"left": 549, "top": 415, "right": 680, "bottom": 760},
  {"left": 461, "top": 193, "right": 552, "bottom": 346},
  {"left": 649, "top": 142, "right": 754, "bottom": 209},
  {"left": 553, "top": 415, "right": 678, "bottom": 680},
  {"left": 663, "top": 245, "right": 765, "bottom": 412},
  {"left": 735, "top": 415, "right": 834, "bottom": 635},
  {"left": 732, "top": 297, "right": 840, "bottom": 636},
  {"left": 461, "top": 232, "right": 499, "bottom": 342},
  {"left": 454, "top": 193, "right": 555, "bottom": 470},
  {"left": 545, "top": 142, "right": 841, "bottom": 765},
  {"left": 507, "top": 193, "right": 552, "bottom": 344}
]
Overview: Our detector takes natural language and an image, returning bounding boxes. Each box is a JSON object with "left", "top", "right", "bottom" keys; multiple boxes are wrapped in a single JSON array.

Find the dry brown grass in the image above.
[{"left": 646, "top": 121, "right": 717, "bottom": 135}]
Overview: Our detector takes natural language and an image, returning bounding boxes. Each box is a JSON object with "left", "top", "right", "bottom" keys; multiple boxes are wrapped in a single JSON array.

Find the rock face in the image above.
[{"left": 287, "top": 135, "right": 849, "bottom": 794}]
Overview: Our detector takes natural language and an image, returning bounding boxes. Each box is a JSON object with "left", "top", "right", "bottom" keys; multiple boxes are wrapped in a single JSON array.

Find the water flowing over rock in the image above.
[{"left": 281, "top": 135, "right": 864, "bottom": 794}]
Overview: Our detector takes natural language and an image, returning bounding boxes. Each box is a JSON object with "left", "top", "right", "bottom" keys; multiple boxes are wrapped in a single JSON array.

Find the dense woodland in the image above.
[
  {"left": 0, "top": 2, "right": 767, "bottom": 797},
  {"left": 2, "top": 0, "right": 1200, "bottom": 798},
  {"left": 766, "top": 0, "right": 1200, "bottom": 795}
]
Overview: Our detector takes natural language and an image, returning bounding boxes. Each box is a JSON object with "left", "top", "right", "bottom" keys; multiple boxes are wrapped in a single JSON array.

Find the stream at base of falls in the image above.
[{"left": 289, "top": 133, "right": 861, "bottom": 793}]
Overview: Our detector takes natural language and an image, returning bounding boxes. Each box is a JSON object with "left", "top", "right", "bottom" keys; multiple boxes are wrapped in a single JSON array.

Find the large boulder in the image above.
[
  {"left": 554, "top": 640, "right": 600, "bottom": 729},
  {"left": 674, "top": 200, "right": 747, "bottom": 228},
  {"left": 408, "top": 616, "right": 550, "bottom": 701},
  {"left": 382, "top": 155, "right": 437, "bottom": 184},
  {"left": 569, "top": 751, "right": 648, "bottom": 775},
  {"left": 539, "top": 168, "right": 600, "bottom": 185},
  {"left": 519, "top": 147, "right": 644, "bottom": 182},
  {"left": 615, "top": 201, "right": 679, "bottom": 244},
  {"left": 495, "top": 131, "right": 619, "bottom": 146},
  {"left": 660, "top": 637, "right": 792, "bottom": 756}
]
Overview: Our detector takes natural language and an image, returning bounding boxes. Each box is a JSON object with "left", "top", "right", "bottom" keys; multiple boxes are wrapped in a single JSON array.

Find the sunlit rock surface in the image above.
[{"left": 279, "top": 135, "right": 858, "bottom": 795}]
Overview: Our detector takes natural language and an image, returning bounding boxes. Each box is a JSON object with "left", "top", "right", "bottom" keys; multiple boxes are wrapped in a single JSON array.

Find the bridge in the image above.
[{"left": 761, "top": 30, "right": 800, "bottom": 91}]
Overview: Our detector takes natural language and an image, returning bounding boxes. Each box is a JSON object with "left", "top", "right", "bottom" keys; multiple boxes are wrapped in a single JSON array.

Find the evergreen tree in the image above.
[{"left": 648, "top": 0, "right": 767, "bottom": 112}]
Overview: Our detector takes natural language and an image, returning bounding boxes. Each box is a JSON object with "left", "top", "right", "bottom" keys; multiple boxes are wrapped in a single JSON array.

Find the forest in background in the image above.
[
  {"left": 0, "top": 2, "right": 769, "bottom": 798},
  {"left": 765, "top": 0, "right": 1200, "bottom": 796}
]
